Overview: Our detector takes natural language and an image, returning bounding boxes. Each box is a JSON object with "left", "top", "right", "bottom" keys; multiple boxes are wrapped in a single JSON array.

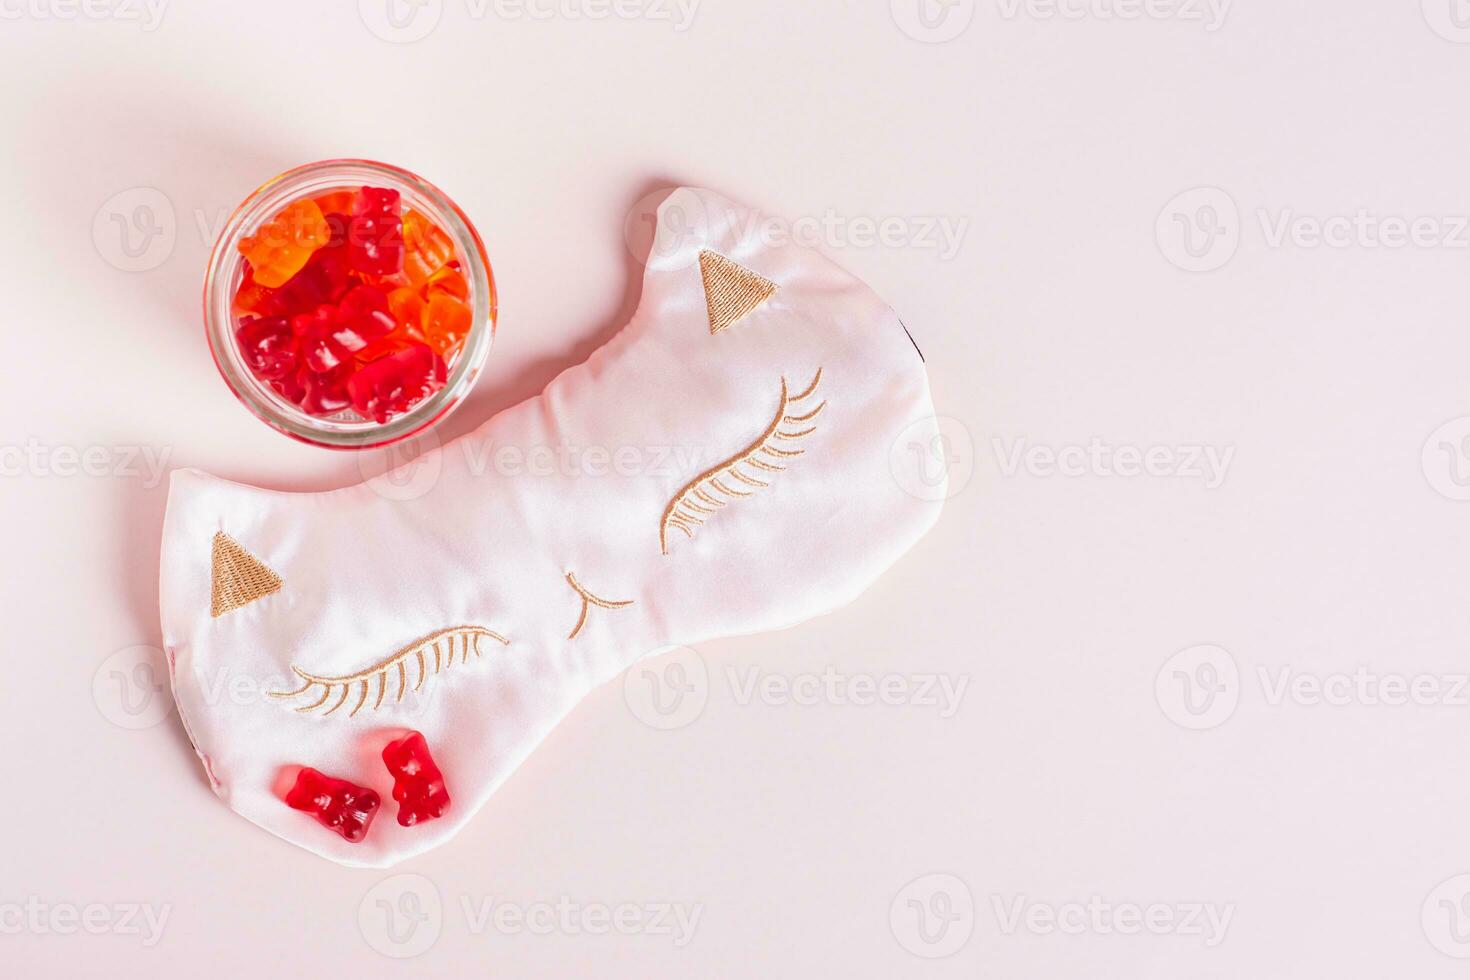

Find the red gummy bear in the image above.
[
  {"left": 274, "top": 243, "right": 352, "bottom": 313},
  {"left": 381, "top": 731, "right": 451, "bottom": 826},
  {"left": 337, "top": 284, "right": 397, "bottom": 347},
  {"left": 300, "top": 363, "right": 354, "bottom": 416},
  {"left": 347, "top": 343, "right": 447, "bottom": 424},
  {"left": 235, "top": 315, "right": 297, "bottom": 380},
  {"left": 292, "top": 286, "right": 397, "bottom": 374},
  {"left": 347, "top": 187, "right": 404, "bottom": 277},
  {"left": 284, "top": 767, "right": 380, "bottom": 843},
  {"left": 269, "top": 365, "right": 307, "bottom": 406},
  {"left": 292, "top": 305, "right": 352, "bottom": 374}
]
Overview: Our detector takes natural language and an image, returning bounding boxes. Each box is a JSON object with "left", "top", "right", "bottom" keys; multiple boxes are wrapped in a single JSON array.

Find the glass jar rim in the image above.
[{"left": 203, "top": 158, "right": 495, "bottom": 450}]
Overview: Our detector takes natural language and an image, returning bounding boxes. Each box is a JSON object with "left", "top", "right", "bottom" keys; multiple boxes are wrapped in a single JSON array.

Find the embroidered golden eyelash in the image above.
[
  {"left": 660, "top": 368, "right": 825, "bottom": 555},
  {"left": 270, "top": 626, "right": 508, "bottom": 718}
]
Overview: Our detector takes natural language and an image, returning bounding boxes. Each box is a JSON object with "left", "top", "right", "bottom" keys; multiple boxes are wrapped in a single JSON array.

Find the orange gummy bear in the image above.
[
  {"left": 313, "top": 190, "right": 356, "bottom": 216},
  {"left": 426, "top": 266, "right": 468, "bottom": 302},
  {"left": 356, "top": 287, "right": 429, "bottom": 363},
  {"left": 238, "top": 199, "right": 330, "bottom": 288},
  {"left": 233, "top": 265, "right": 273, "bottom": 316},
  {"left": 386, "top": 286, "right": 427, "bottom": 335},
  {"left": 402, "top": 209, "right": 456, "bottom": 286},
  {"left": 422, "top": 292, "right": 471, "bottom": 356}
]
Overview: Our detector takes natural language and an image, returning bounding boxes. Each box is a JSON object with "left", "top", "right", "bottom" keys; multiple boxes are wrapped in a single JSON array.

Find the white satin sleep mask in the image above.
[{"left": 159, "top": 187, "right": 946, "bottom": 866}]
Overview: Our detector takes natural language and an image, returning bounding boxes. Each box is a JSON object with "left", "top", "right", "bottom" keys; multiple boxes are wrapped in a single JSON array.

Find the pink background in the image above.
[{"left": 6, "top": 1, "right": 1470, "bottom": 975}]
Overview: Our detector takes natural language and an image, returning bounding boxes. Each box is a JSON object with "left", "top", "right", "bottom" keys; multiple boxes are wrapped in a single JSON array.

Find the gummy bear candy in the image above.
[
  {"left": 235, "top": 315, "right": 297, "bottom": 381},
  {"left": 337, "top": 284, "right": 397, "bottom": 348},
  {"left": 347, "top": 187, "right": 404, "bottom": 277},
  {"left": 426, "top": 265, "right": 468, "bottom": 302},
  {"left": 401, "top": 209, "right": 455, "bottom": 286},
  {"left": 239, "top": 199, "right": 330, "bottom": 288},
  {"left": 385, "top": 286, "right": 427, "bottom": 334},
  {"left": 291, "top": 305, "right": 352, "bottom": 374},
  {"left": 381, "top": 731, "right": 451, "bottom": 826},
  {"left": 269, "top": 365, "right": 307, "bottom": 406},
  {"left": 355, "top": 287, "right": 427, "bottom": 363},
  {"left": 300, "top": 363, "right": 354, "bottom": 417},
  {"left": 273, "top": 244, "right": 352, "bottom": 313},
  {"left": 422, "top": 292, "right": 472, "bottom": 357},
  {"left": 284, "top": 767, "right": 380, "bottom": 843},
  {"left": 233, "top": 264, "right": 277, "bottom": 317},
  {"left": 347, "top": 343, "right": 447, "bottom": 424},
  {"left": 313, "top": 190, "right": 357, "bottom": 216}
]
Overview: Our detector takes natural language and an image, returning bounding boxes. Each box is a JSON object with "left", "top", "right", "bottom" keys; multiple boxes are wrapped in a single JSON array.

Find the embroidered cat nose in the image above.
[{"left": 564, "top": 571, "right": 634, "bottom": 640}]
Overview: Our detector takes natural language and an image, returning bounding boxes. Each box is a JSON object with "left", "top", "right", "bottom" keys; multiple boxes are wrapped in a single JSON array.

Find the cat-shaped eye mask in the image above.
[{"left": 159, "top": 187, "right": 946, "bottom": 866}]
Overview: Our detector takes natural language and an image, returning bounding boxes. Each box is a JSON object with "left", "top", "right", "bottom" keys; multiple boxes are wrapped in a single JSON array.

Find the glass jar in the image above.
[{"left": 203, "top": 159, "right": 496, "bottom": 449}]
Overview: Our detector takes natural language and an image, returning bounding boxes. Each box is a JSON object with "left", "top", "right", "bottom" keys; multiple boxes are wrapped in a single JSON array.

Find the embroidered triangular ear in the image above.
[
  {"left": 699, "top": 249, "right": 777, "bottom": 335},
  {"left": 211, "top": 532, "right": 283, "bottom": 618}
]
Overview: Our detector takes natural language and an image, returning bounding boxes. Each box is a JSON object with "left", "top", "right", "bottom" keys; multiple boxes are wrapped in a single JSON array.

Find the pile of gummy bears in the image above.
[{"left": 232, "top": 186, "right": 474, "bottom": 424}]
